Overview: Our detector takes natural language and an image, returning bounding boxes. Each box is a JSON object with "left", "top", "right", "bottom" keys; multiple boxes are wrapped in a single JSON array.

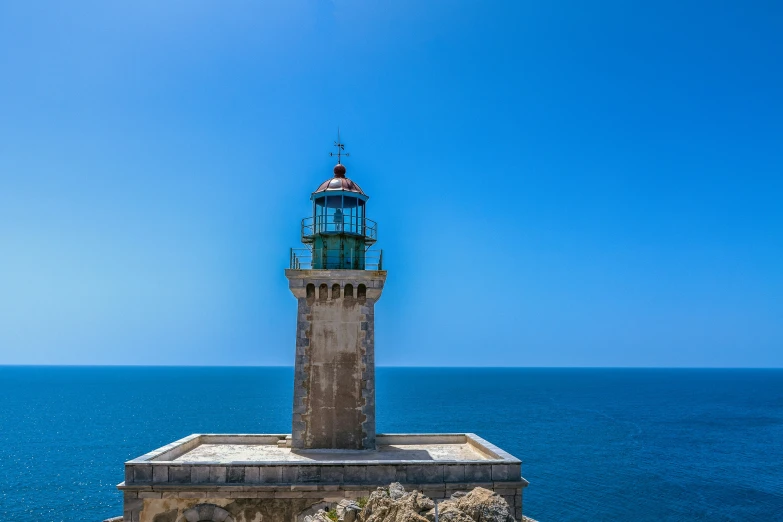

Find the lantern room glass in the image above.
[{"left": 313, "top": 195, "right": 365, "bottom": 235}]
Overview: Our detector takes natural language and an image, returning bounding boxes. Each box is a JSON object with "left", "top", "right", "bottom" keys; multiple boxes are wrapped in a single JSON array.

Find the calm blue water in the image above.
[{"left": 0, "top": 367, "right": 781, "bottom": 521}]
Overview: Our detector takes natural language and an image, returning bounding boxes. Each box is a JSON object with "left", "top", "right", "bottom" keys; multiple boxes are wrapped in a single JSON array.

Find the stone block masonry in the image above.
[{"left": 286, "top": 269, "right": 387, "bottom": 450}]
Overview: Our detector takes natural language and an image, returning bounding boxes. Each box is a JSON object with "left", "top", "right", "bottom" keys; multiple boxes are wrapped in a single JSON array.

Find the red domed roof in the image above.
[{"left": 314, "top": 164, "right": 366, "bottom": 195}]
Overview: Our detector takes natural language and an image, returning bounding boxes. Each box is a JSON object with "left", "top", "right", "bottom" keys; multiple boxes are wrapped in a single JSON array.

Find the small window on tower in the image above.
[
  {"left": 319, "top": 284, "right": 328, "bottom": 300},
  {"left": 357, "top": 284, "right": 367, "bottom": 299},
  {"left": 332, "top": 284, "right": 340, "bottom": 299},
  {"left": 306, "top": 284, "right": 315, "bottom": 298},
  {"left": 344, "top": 284, "right": 354, "bottom": 298}
]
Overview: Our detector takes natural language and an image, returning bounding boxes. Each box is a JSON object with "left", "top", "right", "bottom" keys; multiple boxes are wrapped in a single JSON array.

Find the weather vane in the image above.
[{"left": 329, "top": 129, "right": 350, "bottom": 164}]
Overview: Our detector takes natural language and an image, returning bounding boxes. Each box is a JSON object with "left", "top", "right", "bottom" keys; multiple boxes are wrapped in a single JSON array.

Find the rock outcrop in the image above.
[
  {"left": 360, "top": 486, "right": 428, "bottom": 522},
  {"left": 431, "top": 487, "right": 515, "bottom": 522},
  {"left": 307, "top": 510, "right": 334, "bottom": 522},
  {"left": 337, "top": 499, "right": 363, "bottom": 522},
  {"left": 354, "top": 483, "right": 537, "bottom": 522}
]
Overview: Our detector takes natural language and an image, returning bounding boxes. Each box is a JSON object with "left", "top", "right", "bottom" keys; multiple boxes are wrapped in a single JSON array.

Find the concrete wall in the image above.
[{"left": 286, "top": 270, "right": 386, "bottom": 450}]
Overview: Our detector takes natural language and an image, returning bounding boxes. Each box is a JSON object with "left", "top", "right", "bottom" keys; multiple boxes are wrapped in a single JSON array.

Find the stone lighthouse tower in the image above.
[
  {"left": 285, "top": 139, "right": 386, "bottom": 451},
  {"left": 116, "top": 139, "right": 528, "bottom": 522},
  {"left": 117, "top": 139, "right": 528, "bottom": 522}
]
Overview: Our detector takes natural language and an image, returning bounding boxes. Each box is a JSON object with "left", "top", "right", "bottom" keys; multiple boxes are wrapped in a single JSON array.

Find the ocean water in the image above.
[{"left": 0, "top": 367, "right": 781, "bottom": 521}]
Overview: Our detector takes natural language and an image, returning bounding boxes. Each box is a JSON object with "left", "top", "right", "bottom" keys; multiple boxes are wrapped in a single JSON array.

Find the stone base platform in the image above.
[{"left": 119, "top": 433, "right": 528, "bottom": 522}]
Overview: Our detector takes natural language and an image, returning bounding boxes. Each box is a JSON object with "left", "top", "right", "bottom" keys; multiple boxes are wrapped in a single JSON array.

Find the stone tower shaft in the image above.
[{"left": 286, "top": 270, "right": 386, "bottom": 450}]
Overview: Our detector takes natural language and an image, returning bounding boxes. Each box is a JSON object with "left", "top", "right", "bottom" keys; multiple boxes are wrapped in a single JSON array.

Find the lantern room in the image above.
[
  {"left": 312, "top": 163, "right": 369, "bottom": 237},
  {"left": 293, "top": 162, "right": 380, "bottom": 270}
]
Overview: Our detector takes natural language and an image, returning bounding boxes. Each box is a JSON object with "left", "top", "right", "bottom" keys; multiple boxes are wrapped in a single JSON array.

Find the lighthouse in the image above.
[
  {"left": 286, "top": 137, "right": 386, "bottom": 450},
  {"left": 117, "top": 137, "right": 528, "bottom": 522}
]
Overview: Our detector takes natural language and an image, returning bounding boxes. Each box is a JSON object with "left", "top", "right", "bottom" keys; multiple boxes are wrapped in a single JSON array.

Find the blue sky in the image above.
[{"left": 0, "top": 1, "right": 781, "bottom": 366}]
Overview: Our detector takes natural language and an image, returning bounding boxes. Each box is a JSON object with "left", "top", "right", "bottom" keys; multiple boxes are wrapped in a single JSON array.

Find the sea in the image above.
[{"left": 0, "top": 367, "right": 781, "bottom": 522}]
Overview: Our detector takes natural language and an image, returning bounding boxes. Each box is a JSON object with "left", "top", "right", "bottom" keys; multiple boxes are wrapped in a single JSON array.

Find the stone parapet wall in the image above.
[
  {"left": 123, "top": 462, "right": 523, "bottom": 487},
  {"left": 120, "top": 481, "right": 527, "bottom": 498}
]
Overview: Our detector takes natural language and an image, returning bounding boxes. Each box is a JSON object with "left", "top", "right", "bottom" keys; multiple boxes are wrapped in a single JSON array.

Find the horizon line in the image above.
[{"left": 1, "top": 364, "right": 781, "bottom": 370}]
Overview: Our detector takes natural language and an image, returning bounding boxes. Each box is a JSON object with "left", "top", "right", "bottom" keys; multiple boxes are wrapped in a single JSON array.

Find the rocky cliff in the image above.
[{"left": 305, "top": 483, "right": 537, "bottom": 522}]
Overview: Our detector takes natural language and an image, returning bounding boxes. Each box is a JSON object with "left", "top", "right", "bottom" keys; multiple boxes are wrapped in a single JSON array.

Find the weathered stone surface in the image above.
[
  {"left": 311, "top": 509, "right": 333, "bottom": 522},
  {"left": 337, "top": 498, "right": 362, "bottom": 522},
  {"left": 431, "top": 505, "right": 474, "bottom": 522},
  {"left": 359, "top": 487, "right": 429, "bottom": 522},
  {"left": 435, "top": 487, "right": 515, "bottom": 522},
  {"left": 169, "top": 438, "right": 488, "bottom": 464},
  {"left": 359, "top": 485, "right": 445, "bottom": 522},
  {"left": 388, "top": 482, "right": 405, "bottom": 500},
  {"left": 134, "top": 498, "right": 324, "bottom": 522},
  {"left": 357, "top": 484, "right": 522, "bottom": 522},
  {"left": 287, "top": 270, "right": 387, "bottom": 451}
]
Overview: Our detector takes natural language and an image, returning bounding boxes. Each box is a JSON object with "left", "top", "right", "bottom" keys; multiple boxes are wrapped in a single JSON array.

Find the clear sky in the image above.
[{"left": 0, "top": 1, "right": 781, "bottom": 367}]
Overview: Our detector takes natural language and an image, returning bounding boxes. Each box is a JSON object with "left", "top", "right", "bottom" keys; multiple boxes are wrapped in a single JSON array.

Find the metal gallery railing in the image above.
[
  {"left": 290, "top": 248, "right": 383, "bottom": 270},
  {"left": 301, "top": 216, "right": 378, "bottom": 243}
]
